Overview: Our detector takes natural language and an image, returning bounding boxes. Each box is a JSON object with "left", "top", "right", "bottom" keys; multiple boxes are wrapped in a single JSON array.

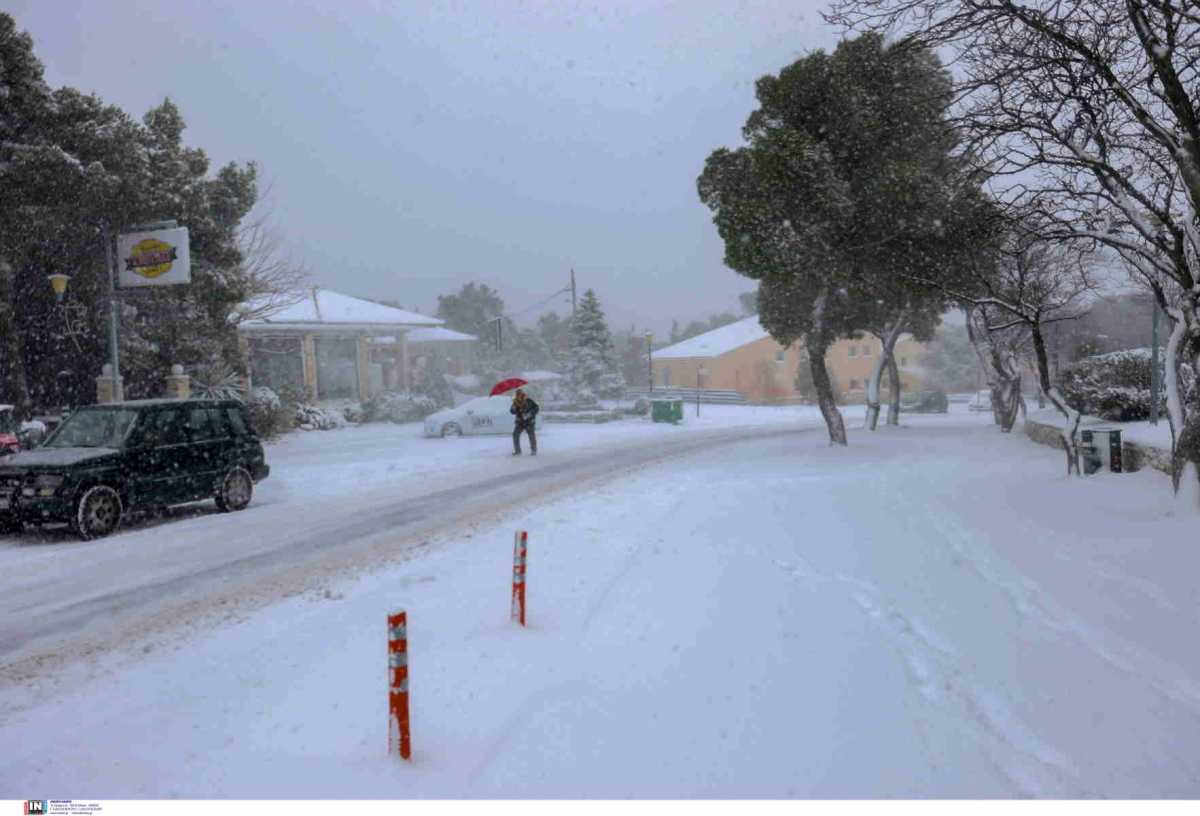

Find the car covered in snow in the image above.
[
  {"left": 900, "top": 389, "right": 949, "bottom": 414},
  {"left": 423, "top": 394, "right": 540, "bottom": 438},
  {"left": 967, "top": 389, "right": 993, "bottom": 412},
  {"left": 0, "top": 399, "right": 270, "bottom": 540}
]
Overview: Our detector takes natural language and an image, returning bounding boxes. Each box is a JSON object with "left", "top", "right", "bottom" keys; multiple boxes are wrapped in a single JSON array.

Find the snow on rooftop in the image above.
[
  {"left": 240, "top": 288, "right": 442, "bottom": 329},
  {"left": 407, "top": 326, "right": 476, "bottom": 343},
  {"left": 653, "top": 316, "right": 770, "bottom": 360},
  {"left": 519, "top": 370, "right": 563, "bottom": 381}
]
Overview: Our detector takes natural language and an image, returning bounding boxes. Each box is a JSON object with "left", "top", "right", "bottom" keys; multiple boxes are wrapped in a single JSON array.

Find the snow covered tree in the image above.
[
  {"left": 564, "top": 289, "right": 624, "bottom": 403},
  {"left": 0, "top": 15, "right": 266, "bottom": 408},
  {"left": 536, "top": 311, "right": 572, "bottom": 368},
  {"left": 918, "top": 325, "right": 981, "bottom": 394},
  {"left": 698, "top": 34, "right": 964, "bottom": 445},
  {"left": 436, "top": 282, "right": 505, "bottom": 337},
  {"left": 861, "top": 296, "right": 943, "bottom": 429},
  {"left": 827, "top": 0, "right": 1200, "bottom": 497},
  {"left": 414, "top": 350, "right": 454, "bottom": 409}
]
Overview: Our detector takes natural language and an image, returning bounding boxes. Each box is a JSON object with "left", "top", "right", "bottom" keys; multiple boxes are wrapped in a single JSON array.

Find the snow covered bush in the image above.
[
  {"left": 413, "top": 353, "right": 455, "bottom": 409},
  {"left": 342, "top": 402, "right": 367, "bottom": 424},
  {"left": 295, "top": 403, "right": 348, "bottom": 431},
  {"left": 1058, "top": 349, "right": 1195, "bottom": 422},
  {"left": 364, "top": 391, "right": 438, "bottom": 424},
  {"left": 245, "top": 386, "right": 294, "bottom": 439}
]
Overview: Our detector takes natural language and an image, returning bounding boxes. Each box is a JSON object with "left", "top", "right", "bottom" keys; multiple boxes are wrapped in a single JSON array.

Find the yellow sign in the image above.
[
  {"left": 117, "top": 227, "right": 190, "bottom": 287},
  {"left": 125, "top": 238, "right": 178, "bottom": 279}
]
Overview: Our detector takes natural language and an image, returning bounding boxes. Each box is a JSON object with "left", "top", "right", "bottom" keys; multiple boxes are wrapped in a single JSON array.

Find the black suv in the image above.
[{"left": 0, "top": 399, "right": 270, "bottom": 540}]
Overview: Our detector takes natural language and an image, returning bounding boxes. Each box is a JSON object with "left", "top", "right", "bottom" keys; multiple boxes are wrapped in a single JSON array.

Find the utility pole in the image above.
[
  {"left": 1150, "top": 299, "right": 1161, "bottom": 426},
  {"left": 489, "top": 316, "right": 503, "bottom": 352},
  {"left": 570, "top": 268, "right": 577, "bottom": 318}
]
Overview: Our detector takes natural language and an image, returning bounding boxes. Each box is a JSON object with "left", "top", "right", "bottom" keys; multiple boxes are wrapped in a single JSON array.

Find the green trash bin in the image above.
[{"left": 651, "top": 399, "right": 684, "bottom": 424}]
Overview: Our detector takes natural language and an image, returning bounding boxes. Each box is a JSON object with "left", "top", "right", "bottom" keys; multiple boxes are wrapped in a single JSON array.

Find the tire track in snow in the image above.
[
  {"left": 924, "top": 507, "right": 1200, "bottom": 717},
  {"left": 774, "top": 555, "right": 1079, "bottom": 797}
]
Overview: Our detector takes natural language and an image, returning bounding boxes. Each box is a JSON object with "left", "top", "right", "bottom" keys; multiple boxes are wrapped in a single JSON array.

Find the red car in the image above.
[{"left": 0, "top": 406, "right": 20, "bottom": 458}]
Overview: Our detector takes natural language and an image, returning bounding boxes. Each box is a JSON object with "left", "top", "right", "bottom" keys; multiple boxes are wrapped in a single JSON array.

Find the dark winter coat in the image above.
[{"left": 511, "top": 396, "right": 540, "bottom": 431}]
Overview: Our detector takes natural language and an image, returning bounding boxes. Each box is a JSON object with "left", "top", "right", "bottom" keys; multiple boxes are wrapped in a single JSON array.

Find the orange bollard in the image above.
[
  {"left": 388, "top": 610, "right": 411, "bottom": 760},
  {"left": 511, "top": 530, "right": 527, "bottom": 626}
]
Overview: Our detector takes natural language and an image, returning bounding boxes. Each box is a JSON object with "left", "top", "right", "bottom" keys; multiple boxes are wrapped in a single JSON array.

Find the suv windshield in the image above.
[
  {"left": 0, "top": 410, "right": 14, "bottom": 435},
  {"left": 45, "top": 408, "right": 140, "bottom": 449}
]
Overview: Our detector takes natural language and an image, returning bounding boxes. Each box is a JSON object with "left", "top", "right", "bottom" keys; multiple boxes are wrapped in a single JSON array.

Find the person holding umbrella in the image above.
[{"left": 510, "top": 388, "right": 539, "bottom": 456}]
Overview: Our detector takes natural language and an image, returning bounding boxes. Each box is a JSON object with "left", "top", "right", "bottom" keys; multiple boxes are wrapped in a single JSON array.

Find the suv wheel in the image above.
[
  {"left": 441, "top": 422, "right": 463, "bottom": 438},
  {"left": 0, "top": 515, "right": 22, "bottom": 536},
  {"left": 74, "top": 485, "right": 123, "bottom": 540},
  {"left": 215, "top": 467, "right": 253, "bottom": 512}
]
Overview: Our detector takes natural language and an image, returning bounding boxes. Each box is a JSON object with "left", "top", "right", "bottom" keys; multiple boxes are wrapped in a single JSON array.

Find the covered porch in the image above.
[{"left": 237, "top": 288, "right": 443, "bottom": 403}]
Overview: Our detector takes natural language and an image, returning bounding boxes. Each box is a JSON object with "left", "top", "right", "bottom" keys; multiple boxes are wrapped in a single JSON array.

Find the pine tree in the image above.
[{"left": 565, "top": 289, "right": 625, "bottom": 403}]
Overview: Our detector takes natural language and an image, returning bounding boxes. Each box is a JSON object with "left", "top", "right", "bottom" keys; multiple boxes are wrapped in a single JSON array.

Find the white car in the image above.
[
  {"left": 423, "top": 395, "right": 540, "bottom": 438},
  {"left": 967, "top": 389, "right": 993, "bottom": 412}
]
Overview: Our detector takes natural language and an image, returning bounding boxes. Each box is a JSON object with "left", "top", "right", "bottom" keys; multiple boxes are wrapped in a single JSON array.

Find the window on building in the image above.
[
  {"left": 249, "top": 337, "right": 305, "bottom": 395},
  {"left": 848, "top": 346, "right": 857, "bottom": 357},
  {"left": 315, "top": 338, "right": 360, "bottom": 400},
  {"left": 861, "top": 345, "right": 871, "bottom": 357},
  {"left": 900, "top": 356, "right": 908, "bottom": 367},
  {"left": 661, "top": 368, "right": 670, "bottom": 386},
  {"left": 849, "top": 378, "right": 859, "bottom": 390},
  {"left": 775, "top": 350, "right": 785, "bottom": 362}
]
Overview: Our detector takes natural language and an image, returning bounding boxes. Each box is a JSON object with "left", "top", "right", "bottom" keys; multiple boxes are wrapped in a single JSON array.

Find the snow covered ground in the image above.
[{"left": 3, "top": 407, "right": 1198, "bottom": 798}]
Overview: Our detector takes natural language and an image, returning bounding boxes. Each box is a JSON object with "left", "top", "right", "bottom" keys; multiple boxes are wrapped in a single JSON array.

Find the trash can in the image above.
[
  {"left": 1078, "top": 428, "right": 1123, "bottom": 475},
  {"left": 651, "top": 399, "right": 683, "bottom": 424}
]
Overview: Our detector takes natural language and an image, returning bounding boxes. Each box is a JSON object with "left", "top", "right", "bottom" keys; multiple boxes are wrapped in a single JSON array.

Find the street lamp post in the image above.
[
  {"left": 101, "top": 222, "right": 123, "bottom": 402},
  {"left": 645, "top": 332, "right": 653, "bottom": 394},
  {"left": 697, "top": 365, "right": 707, "bottom": 417},
  {"left": 1150, "top": 301, "right": 1161, "bottom": 426}
]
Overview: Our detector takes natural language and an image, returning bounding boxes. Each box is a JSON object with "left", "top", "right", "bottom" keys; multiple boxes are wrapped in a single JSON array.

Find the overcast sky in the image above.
[{"left": 5, "top": 0, "right": 841, "bottom": 334}]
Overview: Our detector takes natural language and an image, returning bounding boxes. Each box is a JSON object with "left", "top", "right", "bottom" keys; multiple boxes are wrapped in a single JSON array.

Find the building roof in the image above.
[
  {"left": 407, "top": 326, "right": 477, "bottom": 343},
  {"left": 519, "top": 370, "right": 563, "bottom": 381},
  {"left": 653, "top": 316, "right": 770, "bottom": 360},
  {"left": 238, "top": 288, "right": 442, "bottom": 334}
]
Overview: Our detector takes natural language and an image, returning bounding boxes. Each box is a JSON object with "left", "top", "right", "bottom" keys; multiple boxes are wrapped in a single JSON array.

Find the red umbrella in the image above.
[{"left": 490, "top": 377, "right": 528, "bottom": 396}]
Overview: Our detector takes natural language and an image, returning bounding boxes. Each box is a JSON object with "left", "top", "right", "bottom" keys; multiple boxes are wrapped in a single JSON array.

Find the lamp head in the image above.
[{"left": 48, "top": 274, "right": 71, "bottom": 302}]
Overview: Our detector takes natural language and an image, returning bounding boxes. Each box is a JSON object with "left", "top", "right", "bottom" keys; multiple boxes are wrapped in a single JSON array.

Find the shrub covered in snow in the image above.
[
  {"left": 1058, "top": 348, "right": 1195, "bottom": 422},
  {"left": 341, "top": 402, "right": 367, "bottom": 424},
  {"left": 245, "top": 386, "right": 295, "bottom": 439},
  {"left": 294, "top": 403, "right": 349, "bottom": 431},
  {"left": 364, "top": 391, "right": 438, "bottom": 424}
]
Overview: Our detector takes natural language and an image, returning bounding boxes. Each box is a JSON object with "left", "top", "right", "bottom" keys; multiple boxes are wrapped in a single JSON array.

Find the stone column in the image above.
[
  {"left": 355, "top": 336, "right": 372, "bottom": 400},
  {"left": 165, "top": 364, "right": 191, "bottom": 399},
  {"left": 96, "top": 363, "right": 124, "bottom": 404},
  {"left": 400, "top": 333, "right": 410, "bottom": 392},
  {"left": 301, "top": 334, "right": 318, "bottom": 402}
]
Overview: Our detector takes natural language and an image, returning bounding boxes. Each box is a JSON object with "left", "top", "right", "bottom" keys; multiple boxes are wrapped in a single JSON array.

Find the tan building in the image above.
[{"left": 650, "top": 316, "right": 930, "bottom": 404}]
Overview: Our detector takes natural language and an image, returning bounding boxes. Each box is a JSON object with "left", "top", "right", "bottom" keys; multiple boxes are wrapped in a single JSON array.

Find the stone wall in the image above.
[{"left": 1023, "top": 417, "right": 1173, "bottom": 476}]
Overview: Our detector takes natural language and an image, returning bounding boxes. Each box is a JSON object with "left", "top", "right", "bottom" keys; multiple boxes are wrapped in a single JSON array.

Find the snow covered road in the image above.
[
  {"left": 3, "top": 412, "right": 1198, "bottom": 797},
  {"left": 0, "top": 408, "right": 824, "bottom": 670}
]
